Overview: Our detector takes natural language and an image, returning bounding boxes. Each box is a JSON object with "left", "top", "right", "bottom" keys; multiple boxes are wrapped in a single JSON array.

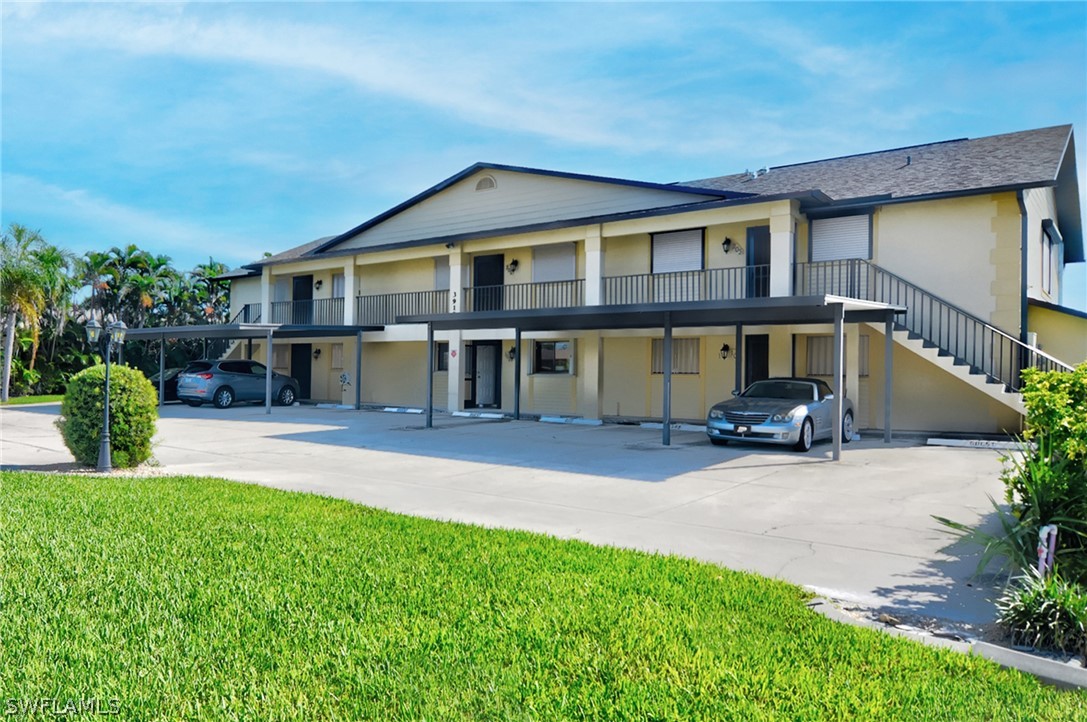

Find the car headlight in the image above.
[
  {"left": 709, "top": 409, "right": 724, "bottom": 419},
  {"left": 772, "top": 408, "right": 798, "bottom": 423}
]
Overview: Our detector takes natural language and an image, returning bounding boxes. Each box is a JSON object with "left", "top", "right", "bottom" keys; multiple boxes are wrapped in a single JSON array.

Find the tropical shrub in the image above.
[
  {"left": 56, "top": 364, "right": 158, "bottom": 468},
  {"left": 997, "top": 568, "right": 1087, "bottom": 660}
]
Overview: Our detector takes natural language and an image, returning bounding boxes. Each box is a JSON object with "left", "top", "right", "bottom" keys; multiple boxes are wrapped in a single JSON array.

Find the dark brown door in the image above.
[
  {"left": 744, "top": 334, "right": 770, "bottom": 387},
  {"left": 746, "top": 226, "right": 770, "bottom": 298},
  {"left": 472, "top": 255, "right": 505, "bottom": 311},
  {"left": 292, "top": 275, "right": 313, "bottom": 324},
  {"left": 290, "top": 344, "right": 312, "bottom": 399}
]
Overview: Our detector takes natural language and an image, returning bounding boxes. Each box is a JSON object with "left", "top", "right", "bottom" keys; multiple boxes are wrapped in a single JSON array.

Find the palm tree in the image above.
[{"left": 1, "top": 224, "right": 47, "bottom": 401}]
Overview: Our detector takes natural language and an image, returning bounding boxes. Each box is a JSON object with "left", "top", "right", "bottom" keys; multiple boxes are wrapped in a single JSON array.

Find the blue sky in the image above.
[{"left": 3, "top": 1, "right": 1085, "bottom": 309}]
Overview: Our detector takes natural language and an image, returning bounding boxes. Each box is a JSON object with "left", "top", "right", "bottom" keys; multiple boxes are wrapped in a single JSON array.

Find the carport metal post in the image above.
[
  {"left": 425, "top": 322, "right": 434, "bottom": 429},
  {"left": 832, "top": 304, "right": 844, "bottom": 461},
  {"left": 355, "top": 330, "right": 363, "bottom": 411},
  {"left": 513, "top": 327, "right": 522, "bottom": 420},
  {"left": 158, "top": 337, "right": 165, "bottom": 407},
  {"left": 265, "top": 328, "right": 273, "bottom": 414},
  {"left": 662, "top": 313, "right": 672, "bottom": 446},
  {"left": 884, "top": 312, "right": 893, "bottom": 443}
]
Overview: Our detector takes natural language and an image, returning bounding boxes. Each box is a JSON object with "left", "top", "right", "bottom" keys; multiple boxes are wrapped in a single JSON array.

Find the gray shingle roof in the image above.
[{"left": 681, "top": 125, "right": 1072, "bottom": 202}]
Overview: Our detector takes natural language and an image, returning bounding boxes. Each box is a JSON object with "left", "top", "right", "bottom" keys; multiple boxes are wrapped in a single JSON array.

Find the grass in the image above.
[
  {"left": 2, "top": 471, "right": 1084, "bottom": 721},
  {"left": 0, "top": 393, "right": 64, "bottom": 406}
]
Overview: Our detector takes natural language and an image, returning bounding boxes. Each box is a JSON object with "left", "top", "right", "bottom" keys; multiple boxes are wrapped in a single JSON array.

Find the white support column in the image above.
[
  {"left": 265, "top": 329, "right": 274, "bottom": 415},
  {"left": 768, "top": 202, "right": 798, "bottom": 297},
  {"left": 446, "top": 330, "right": 464, "bottom": 412},
  {"left": 260, "top": 267, "right": 272, "bottom": 322},
  {"left": 832, "top": 305, "right": 844, "bottom": 460},
  {"left": 576, "top": 331, "right": 603, "bottom": 420},
  {"left": 584, "top": 225, "right": 603, "bottom": 306},
  {"left": 449, "top": 247, "right": 466, "bottom": 313},
  {"left": 343, "top": 259, "right": 357, "bottom": 325}
]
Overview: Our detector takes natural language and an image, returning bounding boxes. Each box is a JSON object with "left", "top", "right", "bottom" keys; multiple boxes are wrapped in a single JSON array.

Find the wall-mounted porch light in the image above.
[
  {"left": 721, "top": 237, "right": 744, "bottom": 255},
  {"left": 314, "top": 279, "right": 323, "bottom": 290},
  {"left": 505, "top": 259, "right": 519, "bottom": 275},
  {"left": 313, "top": 348, "right": 322, "bottom": 360},
  {"left": 719, "top": 343, "right": 731, "bottom": 360},
  {"left": 506, "top": 346, "right": 517, "bottom": 361}
]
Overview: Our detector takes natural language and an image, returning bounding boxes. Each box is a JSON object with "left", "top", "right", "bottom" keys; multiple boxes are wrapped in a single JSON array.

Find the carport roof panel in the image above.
[
  {"left": 123, "top": 323, "right": 384, "bottom": 340},
  {"left": 401, "top": 295, "right": 905, "bottom": 331}
]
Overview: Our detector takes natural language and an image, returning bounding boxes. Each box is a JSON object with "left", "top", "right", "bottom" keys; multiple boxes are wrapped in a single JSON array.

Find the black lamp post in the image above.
[{"left": 85, "top": 319, "right": 128, "bottom": 472}]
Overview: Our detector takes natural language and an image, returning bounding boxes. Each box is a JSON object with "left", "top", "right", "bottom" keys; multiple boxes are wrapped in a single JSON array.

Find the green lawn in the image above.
[
  {"left": 2, "top": 471, "right": 1084, "bottom": 721},
  {"left": 0, "top": 394, "right": 64, "bottom": 406}
]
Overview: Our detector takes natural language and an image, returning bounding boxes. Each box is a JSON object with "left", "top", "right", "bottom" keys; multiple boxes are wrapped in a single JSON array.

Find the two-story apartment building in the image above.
[{"left": 221, "top": 124, "right": 1085, "bottom": 436}]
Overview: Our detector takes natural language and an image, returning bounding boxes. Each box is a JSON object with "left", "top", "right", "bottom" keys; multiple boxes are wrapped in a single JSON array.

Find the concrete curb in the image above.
[{"left": 806, "top": 597, "right": 1087, "bottom": 690}]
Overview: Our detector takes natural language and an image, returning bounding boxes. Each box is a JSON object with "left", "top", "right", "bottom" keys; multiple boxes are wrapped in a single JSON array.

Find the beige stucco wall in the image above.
[
  {"left": 1028, "top": 305, "right": 1087, "bottom": 366},
  {"left": 358, "top": 257, "right": 437, "bottom": 295},
  {"left": 874, "top": 193, "right": 1021, "bottom": 335},
  {"left": 228, "top": 277, "right": 261, "bottom": 319},
  {"left": 361, "top": 341, "right": 428, "bottom": 407}
]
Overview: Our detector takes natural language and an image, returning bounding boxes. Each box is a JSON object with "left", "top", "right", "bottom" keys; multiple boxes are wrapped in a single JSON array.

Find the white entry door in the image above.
[{"left": 476, "top": 344, "right": 497, "bottom": 406}]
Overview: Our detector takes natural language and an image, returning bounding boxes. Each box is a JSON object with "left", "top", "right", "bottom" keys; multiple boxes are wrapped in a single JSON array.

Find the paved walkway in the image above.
[{"left": 2, "top": 402, "right": 1008, "bottom": 624}]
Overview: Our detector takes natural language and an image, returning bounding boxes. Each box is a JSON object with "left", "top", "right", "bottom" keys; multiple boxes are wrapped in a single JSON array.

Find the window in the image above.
[
  {"left": 273, "top": 345, "right": 289, "bottom": 368},
  {"left": 651, "top": 338, "right": 700, "bottom": 374},
  {"left": 475, "top": 175, "right": 496, "bottom": 191},
  {"left": 810, "top": 215, "right": 871, "bottom": 261},
  {"left": 332, "top": 273, "right": 345, "bottom": 298},
  {"left": 1042, "top": 224, "right": 1054, "bottom": 295},
  {"left": 533, "top": 340, "right": 573, "bottom": 374},
  {"left": 331, "top": 343, "right": 344, "bottom": 369},
  {"left": 806, "top": 335, "right": 869, "bottom": 376},
  {"left": 652, "top": 229, "right": 704, "bottom": 273},
  {"left": 532, "top": 243, "right": 576, "bottom": 282},
  {"left": 273, "top": 277, "right": 291, "bottom": 303},
  {"left": 434, "top": 256, "right": 450, "bottom": 291},
  {"left": 434, "top": 342, "right": 449, "bottom": 371}
]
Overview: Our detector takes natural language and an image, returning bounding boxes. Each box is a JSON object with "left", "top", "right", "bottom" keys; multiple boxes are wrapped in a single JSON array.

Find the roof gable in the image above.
[{"left": 320, "top": 163, "right": 734, "bottom": 253}]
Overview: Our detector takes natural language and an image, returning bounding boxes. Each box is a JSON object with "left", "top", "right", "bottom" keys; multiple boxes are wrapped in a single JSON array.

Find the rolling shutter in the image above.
[
  {"left": 811, "top": 216, "right": 870, "bottom": 262},
  {"left": 652, "top": 229, "right": 703, "bottom": 273},
  {"left": 533, "top": 243, "right": 576, "bottom": 282}
]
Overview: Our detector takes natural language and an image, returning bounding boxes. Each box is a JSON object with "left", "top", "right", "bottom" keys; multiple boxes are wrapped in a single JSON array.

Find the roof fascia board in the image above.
[
  {"left": 809, "top": 181, "right": 1057, "bottom": 216},
  {"left": 313, "top": 162, "right": 754, "bottom": 257},
  {"left": 1028, "top": 297, "right": 1087, "bottom": 320}
]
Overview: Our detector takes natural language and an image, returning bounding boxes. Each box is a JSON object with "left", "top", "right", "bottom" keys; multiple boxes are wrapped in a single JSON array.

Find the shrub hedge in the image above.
[{"left": 56, "top": 365, "right": 158, "bottom": 468}]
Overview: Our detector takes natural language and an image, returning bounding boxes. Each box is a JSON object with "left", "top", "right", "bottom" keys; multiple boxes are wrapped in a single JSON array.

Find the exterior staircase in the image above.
[{"left": 795, "top": 260, "right": 1074, "bottom": 415}]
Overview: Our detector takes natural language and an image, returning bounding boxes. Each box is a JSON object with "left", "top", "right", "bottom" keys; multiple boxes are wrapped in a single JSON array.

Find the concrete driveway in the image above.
[{"left": 2, "top": 402, "right": 1007, "bottom": 624}]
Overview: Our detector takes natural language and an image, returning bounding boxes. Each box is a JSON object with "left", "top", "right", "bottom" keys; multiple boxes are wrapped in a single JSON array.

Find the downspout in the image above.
[{"left": 1016, "top": 190, "right": 1029, "bottom": 345}]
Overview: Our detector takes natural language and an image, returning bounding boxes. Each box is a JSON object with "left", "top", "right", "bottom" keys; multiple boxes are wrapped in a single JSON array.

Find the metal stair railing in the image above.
[{"left": 793, "top": 259, "right": 1073, "bottom": 391}]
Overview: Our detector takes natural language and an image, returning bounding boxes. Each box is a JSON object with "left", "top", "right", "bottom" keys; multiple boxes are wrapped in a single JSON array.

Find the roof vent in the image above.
[
  {"left": 475, "top": 175, "right": 497, "bottom": 191},
  {"left": 755, "top": 167, "right": 768, "bottom": 177}
]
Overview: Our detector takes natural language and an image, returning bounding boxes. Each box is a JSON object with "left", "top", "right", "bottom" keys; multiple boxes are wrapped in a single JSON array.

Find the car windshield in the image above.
[
  {"left": 182, "top": 362, "right": 213, "bottom": 373},
  {"left": 742, "top": 381, "right": 814, "bottom": 401}
]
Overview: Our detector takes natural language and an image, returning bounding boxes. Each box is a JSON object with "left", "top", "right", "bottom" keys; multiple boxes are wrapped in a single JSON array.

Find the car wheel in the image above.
[
  {"left": 710, "top": 438, "right": 729, "bottom": 446},
  {"left": 213, "top": 387, "right": 234, "bottom": 409},
  {"left": 184, "top": 400, "right": 202, "bottom": 408},
  {"left": 842, "top": 411, "right": 855, "bottom": 443},
  {"left": 793, "top": 418, "right": 814, "bottom": 452},
  {"left": 278, "top": 386, "right": 296, "bottom": 406}
]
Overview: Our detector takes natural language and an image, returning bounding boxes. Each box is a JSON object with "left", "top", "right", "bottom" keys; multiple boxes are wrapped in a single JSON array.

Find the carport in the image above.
[
  {"left": 125, "top": 323, "right": 383, "bottom": 413},
  {"left": 404, "top": 295, "right": 905, "bottom": 460}
]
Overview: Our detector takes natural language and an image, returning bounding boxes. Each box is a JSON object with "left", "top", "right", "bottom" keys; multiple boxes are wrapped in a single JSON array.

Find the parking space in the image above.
[{"left": 2, "top": 402, "right": 1006, "bottom": 624}]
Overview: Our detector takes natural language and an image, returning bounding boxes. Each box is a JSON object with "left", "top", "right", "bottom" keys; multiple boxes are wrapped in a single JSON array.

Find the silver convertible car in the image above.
[{"left": 706, "top": 377, "right": 854, "bottom": 452}]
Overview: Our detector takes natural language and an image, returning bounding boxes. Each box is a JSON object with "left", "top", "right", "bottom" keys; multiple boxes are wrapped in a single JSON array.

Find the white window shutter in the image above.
[
  {"left": 652, "top": 229, "right": 703, "bottom": 273},
  {"left": 811, "top": 216, "right": 870, "bottom": 262},
  {"left": 532, "top": 243, "right": 576, "bottom": 282}
]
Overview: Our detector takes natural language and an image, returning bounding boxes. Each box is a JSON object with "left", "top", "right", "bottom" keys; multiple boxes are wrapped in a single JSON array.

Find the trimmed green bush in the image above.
[
  {"left": 998, "top": 568, "right": 1087, "bottom": 661},
  {"left": 56, "top": 364, "right": 158, "bottom": 468}
]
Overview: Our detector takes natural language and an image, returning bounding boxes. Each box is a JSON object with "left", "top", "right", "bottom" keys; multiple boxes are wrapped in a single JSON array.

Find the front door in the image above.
[
  {"left": 292, "top": 275, "right": 314, "bottom": 324},
  {"left": 744, "top": 334, "right": 769, "bottom": 388},
  {"left": 473, "top": 255, "right": 505, "bottom": 311},
  {"left": 290, "top": 343, "right": 312, "bottom": 399},
  {"left": 746, "top": 226, "right": 770, "bottom": 298},
  {"left": 465, "top": 341, "right": 501, "bottom": 408}
]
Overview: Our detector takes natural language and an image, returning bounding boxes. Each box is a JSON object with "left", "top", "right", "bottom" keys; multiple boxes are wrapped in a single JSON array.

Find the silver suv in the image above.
[{"left": 177, "top": 360, "right": 300, "bottom": 409}]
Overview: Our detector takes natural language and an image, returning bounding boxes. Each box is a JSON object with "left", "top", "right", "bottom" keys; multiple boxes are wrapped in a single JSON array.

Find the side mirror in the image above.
[{"left": 824, "top": 394, "right": 835, "bottom": 400}]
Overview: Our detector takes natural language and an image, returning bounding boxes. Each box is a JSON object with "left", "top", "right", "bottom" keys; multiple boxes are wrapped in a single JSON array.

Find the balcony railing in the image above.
[
  {"left": 463, "top": 280, "right": 584, "bottom": 312},
  {"left": 267, "top": 298, "right": 345, "bottom": 325},
  {"left": 357, "top": 289, "right": 449, "bottom": 325},
  {"left": 602, "top": 267, "right": 767, "bottom": 305},
  {"left": 235, "top": 303, "right": 262, "bottom": 323}
]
